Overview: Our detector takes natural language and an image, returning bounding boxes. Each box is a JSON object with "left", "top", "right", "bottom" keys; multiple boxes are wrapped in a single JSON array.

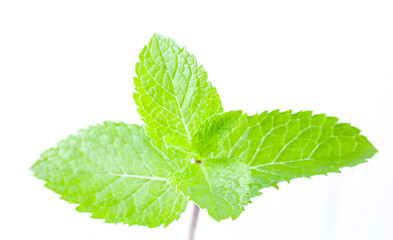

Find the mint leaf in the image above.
[
  {"left": 191, "top": 111, "right": 246, "bottom": 158},
  {"left": 193, "top": 110, "right": 378, "bottom": 197},
  {"left": 134, "top": 33, "right": 223, "bottom": 151},
  {"left": 31, "top": 34, "right": 379, "bottom": 232},
  {"left": 31, "top": 122, "right": 188, "bottom": 227},
  {"left": 168, "top": 158, "right": 252, "bottom": 221}
]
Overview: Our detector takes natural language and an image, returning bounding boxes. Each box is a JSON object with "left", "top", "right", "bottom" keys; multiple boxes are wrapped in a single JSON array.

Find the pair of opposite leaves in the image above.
[{"left": 31, "top": 33, "right": 377, "bottom": 227}]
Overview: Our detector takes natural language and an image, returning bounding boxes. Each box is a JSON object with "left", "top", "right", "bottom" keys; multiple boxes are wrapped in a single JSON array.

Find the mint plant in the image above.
[{"left": 31, "top": 33, "right": 377, "bottom": 238}]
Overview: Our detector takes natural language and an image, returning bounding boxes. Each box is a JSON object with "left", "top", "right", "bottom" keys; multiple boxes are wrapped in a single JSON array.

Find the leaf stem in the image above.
[{"left": 189, "top": 204, "right": 200, "bottom": 240}]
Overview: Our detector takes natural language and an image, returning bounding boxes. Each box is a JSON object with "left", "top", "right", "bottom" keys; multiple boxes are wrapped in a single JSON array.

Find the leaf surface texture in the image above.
[
  {"left": 31, "top": 122, "right": 188, "bottom": 227},
  {"left": 194, "top": 110, "right": 378, "bottom": 197},
  {"left": 168, "top": 158, "right": 252, "bottom": 221},
  {"left": 134, "top": 33, "right": 223, "bottom": 151}
]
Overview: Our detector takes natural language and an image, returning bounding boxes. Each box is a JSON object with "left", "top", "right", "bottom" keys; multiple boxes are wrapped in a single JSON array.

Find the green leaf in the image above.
[
  {"left": 31, "top": 122, "right": 188, "bottom": 227},
  {"left": 134, "top": 33, "right": 223, "bottom": 151},
  {"left": 194, "top": 110, "right": 378, "bottom": 197},
  {"left": 168, "top": 158, "right": 252, "bottom": 221},
  {"left": 31, "top": 35, "right": 379, "bottom": 228},
  {"left": 192, "top": 111, "right": 246, "bottom": 158}
]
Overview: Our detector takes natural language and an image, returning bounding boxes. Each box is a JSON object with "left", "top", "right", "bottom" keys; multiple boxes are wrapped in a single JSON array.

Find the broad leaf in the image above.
[
  {"left": 194, "top": 110, "right": 378, "bottom": 197},
  {"left": 134, "top": 33, "right": 223, "bottom": 151},
  {"left": 168, "top": 158, "right": 252, "bottom": 221},
  {"left": 31, "top": 122, "right": 188, "bottom": 227}
]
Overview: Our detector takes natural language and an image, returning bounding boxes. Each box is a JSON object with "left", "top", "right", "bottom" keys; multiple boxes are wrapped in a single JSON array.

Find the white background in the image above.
[{"left": 1, "top": 0, "right": 392, "bottom": 239}]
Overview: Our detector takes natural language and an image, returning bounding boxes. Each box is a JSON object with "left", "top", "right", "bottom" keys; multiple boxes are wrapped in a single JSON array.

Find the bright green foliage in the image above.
[
  {"left": 134, "top": 33, "right": 223, "bottom": 151},
  {"left": 31, "top": 34, "right": 378, "bottom": 228},
  {"left": 192, "top": 111, "right": 246, "bottom": 158},
  {"left": 195, "top": 110, "right": 378, "bottom": 197},
  {"left": 168, "top": 158, "right": 252, "bottom": 221},
  {"left": 31, "top": 123, "right": 188, "bottom": 227}
]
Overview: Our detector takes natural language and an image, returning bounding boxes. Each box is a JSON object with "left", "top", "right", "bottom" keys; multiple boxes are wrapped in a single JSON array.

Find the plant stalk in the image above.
[{"left": 188, "top": 204, "right": 200, "bottom": 240}]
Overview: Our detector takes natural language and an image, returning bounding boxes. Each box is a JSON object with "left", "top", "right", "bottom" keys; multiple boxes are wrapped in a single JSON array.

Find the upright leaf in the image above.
[
  {"left": 134, "top": 33, "right": 223, "bottom": 151},
  {"left": 168, "top": 158, "right": 252, "bottom": 221},
  {"left": 194, "top": 110, "right": 378, "bottom": 197},
  {"left": 31, "top": 122, "right": 188, "bottom": 227}
]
